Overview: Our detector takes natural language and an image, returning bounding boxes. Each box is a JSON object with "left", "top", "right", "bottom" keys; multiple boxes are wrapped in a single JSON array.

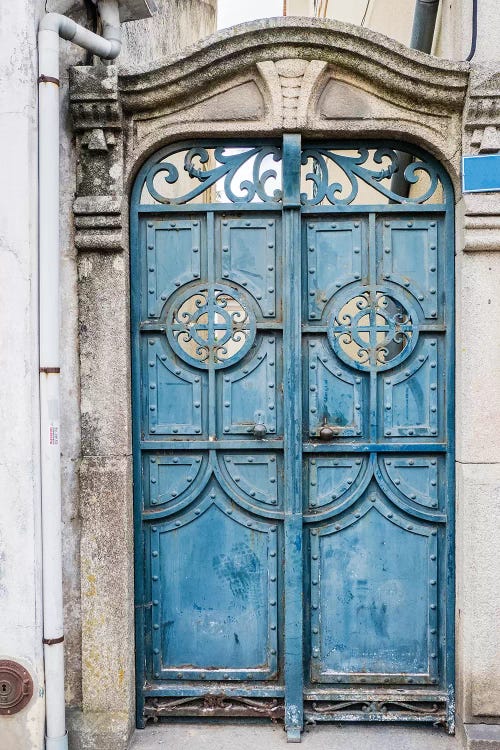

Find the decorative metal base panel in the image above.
[
  {"left": 144, "top": 696, "right": 285, "bottom": 721},
  {"left": 304, "top": 700, "right": 447, "bottom": 726},
  {"left": 144, "top": 695, "right": 448, "bottom": 728}
]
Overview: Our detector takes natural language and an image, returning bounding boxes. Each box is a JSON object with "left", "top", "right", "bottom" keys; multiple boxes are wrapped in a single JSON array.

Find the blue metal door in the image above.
[{"left": 131, "top": 137, "right": 455, "bottom": 740}]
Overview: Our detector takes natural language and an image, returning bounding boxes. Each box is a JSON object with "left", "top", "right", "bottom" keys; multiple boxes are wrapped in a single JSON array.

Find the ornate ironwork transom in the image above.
[
  {"left": 166, "top": 284, "right": 256, "bottom": 369},
  {"left": 300, "top": 146, "right": 442, "bottom": 205},
  {"left": 139, "top": 143, "right": 444, "bottom": 206},
  {"left": 144, "top": 145, "right": 283, "bottom": 205},
  {"left": 328, "top": 289, "right": 418, "bottom": 371}
]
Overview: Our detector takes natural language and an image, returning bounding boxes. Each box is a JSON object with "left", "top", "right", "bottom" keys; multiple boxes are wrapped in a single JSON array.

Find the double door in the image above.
[{"left": 132, "top": 136, "right": 455, "bottom": 739}]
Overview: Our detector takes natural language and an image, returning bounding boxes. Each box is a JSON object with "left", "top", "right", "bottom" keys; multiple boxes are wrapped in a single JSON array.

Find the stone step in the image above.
[{"left": 130, "top": 722, "right": 462, "bottom": 750}]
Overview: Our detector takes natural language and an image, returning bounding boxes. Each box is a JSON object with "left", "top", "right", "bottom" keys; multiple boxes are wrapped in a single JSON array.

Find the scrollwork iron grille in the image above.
[
  {"left": 166, "top": 284, "right": 256, "bottom": 369},
  {"left": 328, "top": 290, "right": 418, "bottom": 371},
  {"left": 300, "top": 146, "right": 444, "bottom": 205},
  {"left": 138, "top": 142, "right": 445, "bottom": 207},
  {"left": 142, "top": 143, "right": 283, "bottom": 205}
]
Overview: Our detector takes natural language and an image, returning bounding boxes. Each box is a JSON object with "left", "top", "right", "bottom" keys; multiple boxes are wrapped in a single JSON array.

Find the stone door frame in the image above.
[{"left": 68, "top": 17, "right": 499, "bottom": 750}]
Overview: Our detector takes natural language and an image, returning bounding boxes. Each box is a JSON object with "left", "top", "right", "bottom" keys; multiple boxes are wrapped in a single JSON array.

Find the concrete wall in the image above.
[{"left": 121, "top": 0, "right": 217, "bottom": 67}]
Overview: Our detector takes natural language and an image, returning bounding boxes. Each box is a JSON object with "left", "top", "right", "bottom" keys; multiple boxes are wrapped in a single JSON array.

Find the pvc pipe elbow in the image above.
[
  {"left": 102, "top": 40, "right": 122, "bottom": 59},
  {"left": 39, "top": 12, "right": 77, "bottom": 40},
  {"left": 97, "top": 0, "right": 122, "bottom": 59},
  {"left": 39, "top": 3, "right": 121, "bottom": 61}
]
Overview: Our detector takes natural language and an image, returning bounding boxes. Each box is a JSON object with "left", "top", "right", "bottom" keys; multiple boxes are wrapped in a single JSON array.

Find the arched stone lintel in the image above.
[
  {"left": 115, "top": 19, "right": 468, "bottom": 197},
  {"left": 118, "top": 17, "right": 469, "bottom": 114}
]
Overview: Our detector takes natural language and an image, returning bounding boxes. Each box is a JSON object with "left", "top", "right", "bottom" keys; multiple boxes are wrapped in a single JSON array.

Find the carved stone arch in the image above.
[
  {"left": 68, "top": 17, "right": 469, "bottom": 750},
  {"left": 108, "top": 19, "right": 469, "bottom": 200}
]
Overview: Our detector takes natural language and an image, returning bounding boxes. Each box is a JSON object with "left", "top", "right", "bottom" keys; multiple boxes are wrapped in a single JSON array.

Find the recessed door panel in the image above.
[
  {"left": 380, "top": 218, "right": 441, "bottom": 319},
  {"left": 382, "top": 338, "right": 441, "bottom": 438},
  {"left": 220, "top": 335, "right": 282, "bottom": 437},
  {"left": 306, "top": 338, "right": 366, "bottom": 438},
  {"left": 146, "top": 219, "right": 203, "bottom": 318},
  {"left": 150, "top": 495, "right": 279, "bottom": 680},
  {"left": 144, "top": 339, "right": 206, "bottom": 436},
  {"left": 381, "top": 455, "right": 441, "bottom": 510},
  {"left": 219, "top": 216, "right": 280, "bottom": 318},
  {"left": 305, "top": 219, "right": 364, "bottom": 320},
  {"left": 309, "top": 500, "right": 438, "bottom": 683}
]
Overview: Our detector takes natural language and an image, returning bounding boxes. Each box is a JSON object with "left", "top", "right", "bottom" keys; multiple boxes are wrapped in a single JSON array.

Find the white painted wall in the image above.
[
  {"left": 0, "top": 1, "right": 46, "bottom": 747},
  {"left": 218, "top": 0, "right": 282, "bottom": 28},
  {"left": 286, "top": 0, "right": 499, "bottom": 61}
]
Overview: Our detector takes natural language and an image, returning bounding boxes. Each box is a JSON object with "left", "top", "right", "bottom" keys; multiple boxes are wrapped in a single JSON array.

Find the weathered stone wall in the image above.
[
  {"left": 456, "top": 57, "right": 500, "bottom": 749},
  {"left": 121, "top": 0, "right": 217, "bottom": 66}
]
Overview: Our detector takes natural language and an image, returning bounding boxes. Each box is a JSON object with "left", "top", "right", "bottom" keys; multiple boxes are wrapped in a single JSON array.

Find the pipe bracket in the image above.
[
  {"left": 38, "top": 75, "right": 60, "bottom": 86},
  {"left": 43, "top": 636, "right": 65, "bottom": 646}
]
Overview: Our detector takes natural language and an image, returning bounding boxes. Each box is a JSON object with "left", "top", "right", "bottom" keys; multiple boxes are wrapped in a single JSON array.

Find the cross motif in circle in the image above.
[
  {"left": 169, "top": 285, "right": 254, "bottom": 368},
  {"left": 331, "top": 289, "right": 415, "bottom": 368}
]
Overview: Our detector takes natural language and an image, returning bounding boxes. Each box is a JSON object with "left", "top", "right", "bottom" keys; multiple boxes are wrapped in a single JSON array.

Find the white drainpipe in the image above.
[{"left": 38, "top": 3, "right": 122, "bottom": 748}]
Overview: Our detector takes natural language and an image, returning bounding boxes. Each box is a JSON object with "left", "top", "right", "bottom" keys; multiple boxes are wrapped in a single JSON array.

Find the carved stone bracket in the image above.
[
  {"left": 463, "top": 65, "right": 500, "bottom": 251},
  {"left": 464, "top": 67, "right": 500, "bottom": 154},
  {"left": 70, "top": 64, "right": 125, "bottom": 252}
]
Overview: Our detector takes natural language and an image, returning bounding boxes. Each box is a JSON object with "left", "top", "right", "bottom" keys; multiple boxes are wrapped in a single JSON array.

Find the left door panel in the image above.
[{"left": 136, "top": 210, "right": 285, "bottom": 694}]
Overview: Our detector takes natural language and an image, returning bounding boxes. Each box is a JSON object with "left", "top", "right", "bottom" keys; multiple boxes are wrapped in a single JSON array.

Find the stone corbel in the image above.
[
  {"left": 256, "top": 59, "right": 327, "bottom": 130},
  {"left": 463, "top": 66, "right": 500, "bottom": 252},
  {"left": 70, "top": 64, "right": 125, "bottom": 252}
]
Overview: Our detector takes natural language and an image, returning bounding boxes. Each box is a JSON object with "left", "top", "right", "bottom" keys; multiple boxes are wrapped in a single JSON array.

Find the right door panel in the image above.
[{"left": 302, "top": 208, "right": 451, "bottom": 698}]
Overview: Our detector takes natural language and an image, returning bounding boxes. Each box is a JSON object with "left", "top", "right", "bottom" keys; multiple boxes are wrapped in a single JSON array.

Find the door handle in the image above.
[
  {"left": 252, "top": 423, "right": 268, "bottom": 439},
  {"left": 318, "top": 425, "right": 340, "bottom": 441}
]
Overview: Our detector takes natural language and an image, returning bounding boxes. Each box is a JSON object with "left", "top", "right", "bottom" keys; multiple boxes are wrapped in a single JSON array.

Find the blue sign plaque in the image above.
[{"left": 463, "top": 154, "right": 500, "bottom": 193}]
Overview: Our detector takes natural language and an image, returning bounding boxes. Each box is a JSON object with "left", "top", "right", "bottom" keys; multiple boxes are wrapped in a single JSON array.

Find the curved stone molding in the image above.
[
  {"left": 70, "top": 18, "right": 470, "bottom": 249},
  {"left": 118, "top": 18, "right": 468, "bottom": 113}
]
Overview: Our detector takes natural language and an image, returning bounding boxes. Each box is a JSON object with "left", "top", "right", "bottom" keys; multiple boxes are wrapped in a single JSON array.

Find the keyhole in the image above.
[{"left": 0, "top": 680, "right": 12, "bottom": 702}]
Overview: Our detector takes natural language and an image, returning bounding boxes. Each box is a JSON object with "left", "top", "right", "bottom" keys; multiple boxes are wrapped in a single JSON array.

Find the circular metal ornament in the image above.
[
  {"left": 166, "top": 284, "right": 256, "bottom": 369},
  {"left": 0, "top": 660, "right": 34, "bottom": 715},
  {"left": 328, "top": 287, "right": 419, "bottom": 372}
]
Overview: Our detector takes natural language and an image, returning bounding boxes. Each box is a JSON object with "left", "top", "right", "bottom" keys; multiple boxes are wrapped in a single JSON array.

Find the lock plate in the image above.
[{"left": 0, "top": 660, "right": 34, "bottom": 715}]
